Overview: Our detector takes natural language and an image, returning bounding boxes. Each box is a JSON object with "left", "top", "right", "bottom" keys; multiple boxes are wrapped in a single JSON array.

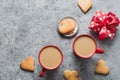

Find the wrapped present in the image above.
[{"left": 89, "top": 10, "right": 120, "bottom": 40}]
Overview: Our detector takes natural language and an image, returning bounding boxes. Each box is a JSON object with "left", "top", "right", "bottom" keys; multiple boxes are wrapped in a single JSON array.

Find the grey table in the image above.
[{"left": 0, "top": 0, "right": 120, "bottom": 80}]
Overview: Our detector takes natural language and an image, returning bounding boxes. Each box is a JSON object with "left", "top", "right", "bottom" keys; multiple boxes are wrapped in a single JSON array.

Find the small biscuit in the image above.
[
  {"left": 95, "top": 60, "right": 109, "bottom": 75},
  {"left": 20, "top": 56, "right": 34, "bottom": 72},
  {"left": 78, "top": 0, "right": 92, "bottom": 13},
  {"left": 59, "top": 18, "right": 76, "bottom": 34},
  {"left": 64, "top": 70, "right": 81, "bottom": 80}
]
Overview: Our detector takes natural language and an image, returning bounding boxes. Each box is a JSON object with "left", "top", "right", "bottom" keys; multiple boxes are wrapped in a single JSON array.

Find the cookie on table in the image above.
[
  {"left": 64, "top": 70, "right": 81, "bottom": 80},
  {"left": 95, "top": 60, "right": 109, "bottom": 75},
  {"left": 20, "top": 56, "right": 34, "bottom": 72},
  {"left": 78, "top": 0, "right": 92, "bottom": 13}
]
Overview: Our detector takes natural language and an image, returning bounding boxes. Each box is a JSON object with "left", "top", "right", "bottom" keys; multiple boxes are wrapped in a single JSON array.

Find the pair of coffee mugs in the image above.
[{"left": 38, "top": 34, "right": 104, "bottom": 77}]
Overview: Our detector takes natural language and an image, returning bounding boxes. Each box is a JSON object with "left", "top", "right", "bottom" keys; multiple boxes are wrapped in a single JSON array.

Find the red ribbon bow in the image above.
[{"left": 89, "top": 10, "right": 120, "bottom": 40}]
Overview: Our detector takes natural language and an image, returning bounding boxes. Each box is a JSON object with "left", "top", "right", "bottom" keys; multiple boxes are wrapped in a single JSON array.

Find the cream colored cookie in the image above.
[
  {"left": 59, "top": 18, "right": 76, "bottom": 34},
  {"left": 64, "top": 70, "right": 81, "bottom": 80},
  {"left": 78, "top": 0, "right": 92, "bottom": 13},
  {"left": 95, "top": 60, "right": 109, "bottom": 75},
  {"left": 20, "top": 56, "right": 34, "bottom": 72}
]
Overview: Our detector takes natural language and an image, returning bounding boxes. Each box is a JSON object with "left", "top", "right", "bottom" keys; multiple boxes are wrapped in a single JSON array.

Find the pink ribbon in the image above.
[{"left": 89, "top": 10, "right": 120, "bottom": 40}]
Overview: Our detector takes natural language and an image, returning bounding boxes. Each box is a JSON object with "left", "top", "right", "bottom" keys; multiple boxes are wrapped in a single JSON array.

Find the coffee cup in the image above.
[
  {"left": 38, "top": 45, "right": 63, "bottom": 77},
  {"left": 72, "top": 34, "right": 104, "bottom": 58}
]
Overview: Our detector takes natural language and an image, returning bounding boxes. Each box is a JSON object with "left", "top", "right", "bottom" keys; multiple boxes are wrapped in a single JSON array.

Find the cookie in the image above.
[
  {"left": 59, "top": 17, "right": 77, "bottom": 34},
  {"left": 78, "top": 0, "right": 92, "bottom": 13},
  {"left": 64, "top": 70, "right": 81, "bottom": 80},
  {"left": 20, "top": 56, "right": 34, "bottom": 72},
  {"left": 95, "top": 60, "right": 109, "bottom": 75}
]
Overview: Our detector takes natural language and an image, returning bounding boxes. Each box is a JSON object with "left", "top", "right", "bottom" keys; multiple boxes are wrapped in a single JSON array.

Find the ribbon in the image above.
[{"left": 89, "top": 10, "right": 120, "bottom": 40}]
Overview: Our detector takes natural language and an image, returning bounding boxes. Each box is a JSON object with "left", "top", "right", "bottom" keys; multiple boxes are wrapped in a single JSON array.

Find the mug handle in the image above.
[
  {"left": 96, "top": 48, "right": 104, "bottom": 53},
  {"left": 39, "top": 68, "right": 46, "bottom": 77}
]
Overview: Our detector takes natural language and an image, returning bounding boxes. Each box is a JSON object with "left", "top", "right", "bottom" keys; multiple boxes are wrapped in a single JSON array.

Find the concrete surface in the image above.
[{"left": 0, "top": 0, "right": 120, "bottom": 80}]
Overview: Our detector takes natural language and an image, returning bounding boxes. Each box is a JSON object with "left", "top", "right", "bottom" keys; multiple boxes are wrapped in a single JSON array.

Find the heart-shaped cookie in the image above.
[
  {"left": 78, "top": 0, "right": 92, "bottom": 13},
  {"left": 95, "top": 60, "right": 109, "bottom": 75},
  {"left": 20, "top": 56, "right": 34, "bottom": 72},
  {"left": 64, "top": 70, "right": 81, "bottom": 80}
]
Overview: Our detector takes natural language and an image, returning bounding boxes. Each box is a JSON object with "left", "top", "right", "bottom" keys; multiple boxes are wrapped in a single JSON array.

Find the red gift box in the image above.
[{"left": 89, "top": 10, "right": 120, "bottom": 40}]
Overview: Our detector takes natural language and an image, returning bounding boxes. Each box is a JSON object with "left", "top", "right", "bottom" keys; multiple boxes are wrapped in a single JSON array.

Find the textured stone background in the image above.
[{"left": 0, "top": 0, "right": 120, "bottom": 80}]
